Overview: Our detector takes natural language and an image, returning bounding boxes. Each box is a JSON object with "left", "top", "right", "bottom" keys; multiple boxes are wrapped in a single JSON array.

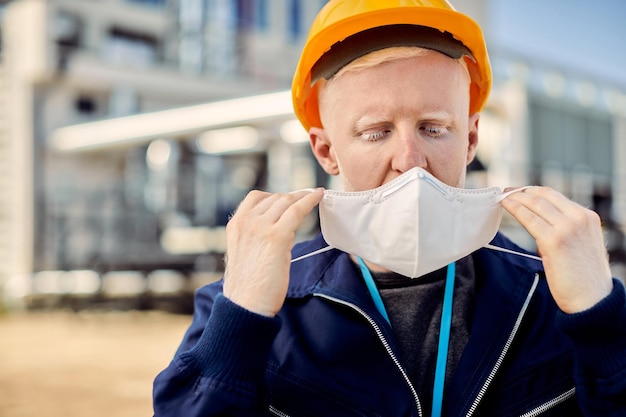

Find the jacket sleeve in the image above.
[
  {"left": 152, "top": 284, "right": 282, "bottom": 417},
  {"left": 556, "top": 278, "right": 626, "bottom": 416}
]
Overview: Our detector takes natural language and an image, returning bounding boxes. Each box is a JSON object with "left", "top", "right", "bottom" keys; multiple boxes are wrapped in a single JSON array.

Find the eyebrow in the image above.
[
  {"left": 419, "top": 111, "right": 455, "bottom": 123},
  {"left": 353, "top": 116, "right": 389, "bottom": 132},
  {"left": 353, "top": 111, "right": 455, "bottom": 132}
]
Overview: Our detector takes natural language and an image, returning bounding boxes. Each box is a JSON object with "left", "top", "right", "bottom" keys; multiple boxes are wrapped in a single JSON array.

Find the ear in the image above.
[
  {"left": 465, "top": 112, "right": 480, "bottom": 165},
  {"left": 310, "top": 127, "right": 339, "bottom": 175}
]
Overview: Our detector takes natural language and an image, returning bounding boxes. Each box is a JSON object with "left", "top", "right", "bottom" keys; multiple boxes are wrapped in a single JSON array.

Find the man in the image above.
[{"left": 153, "top": 1, "right": 626, "bottom": 416}]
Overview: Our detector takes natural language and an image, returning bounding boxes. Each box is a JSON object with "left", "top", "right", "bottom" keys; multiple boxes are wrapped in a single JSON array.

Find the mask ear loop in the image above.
[
  {"left": 483, "top": 243, "right": 542, "bottom": 262},
  {"left": 291, "top": 245, "right": 334, "bottom": 263},
  {"left": 485, "top": 186, "right": 543, "bottom": 262},
  {"left": 496, "top": 185, "right": 533, "bottom": 203}
]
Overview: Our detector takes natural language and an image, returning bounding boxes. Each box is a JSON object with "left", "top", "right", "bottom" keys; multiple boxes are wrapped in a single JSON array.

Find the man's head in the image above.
[
  {"left": 291, "top": 0, "right": 490, "bottom": 191},
  {"left": 309, "top": 47, "right": 479, "bottom": 191}
]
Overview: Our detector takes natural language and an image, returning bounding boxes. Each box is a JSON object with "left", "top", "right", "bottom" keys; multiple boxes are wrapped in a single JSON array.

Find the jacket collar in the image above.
[{"left": 288, "top": 233, "right": 372, "bottom": 302}]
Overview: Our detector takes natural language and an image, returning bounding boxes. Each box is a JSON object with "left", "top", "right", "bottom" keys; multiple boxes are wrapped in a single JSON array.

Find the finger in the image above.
[
  {"left": 501, "top": 188, "right": 561, "bottom": 231},
  {"left": 505, "top": 186, "right": 578, "bottom": 224},
  {"left": 253, "top": 192, "right": 294, "bottom": 220},
  {"left": 502, "top": 186, "right": 529, "bottom": 193},
  {"left": 256, "top": 189, "right": 323, "bottom": 224},
  {"left": 232, "top": 190, "right": 314, "bottom": 225},
  {"left": 501, "top": 196, "right": 550, "bottom": 241},
  {"left": 276, "top": 188, "right": 324, "bottom": 229},
  {"left": 534, "top": 187, "right": 592, "bottom": 224},
  {"left": 503, "top": 187, "right": 604, "bottom": 259},
  {"left": 234, "top": 189, "right": 273, "bottom": 217},
  {"left": 521, "top": 186, "right": 581, "bottom": 213}
]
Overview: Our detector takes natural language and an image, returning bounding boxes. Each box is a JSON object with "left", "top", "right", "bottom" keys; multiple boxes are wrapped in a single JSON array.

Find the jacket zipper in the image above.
[
  {"left": 518, "top": 387, "right": 576, "bottom": 417},
  {"left": 313, "top": 293, "right": 424, "bottom": 417},
  {"left": 465, "top": 273, "right": 540, "bottom": 417},
  {"left": 269, "top": 405, "right": 290, "bottom": 417},
  {"left": 272, "top": 273, "right": 540, "bottom": 417}
]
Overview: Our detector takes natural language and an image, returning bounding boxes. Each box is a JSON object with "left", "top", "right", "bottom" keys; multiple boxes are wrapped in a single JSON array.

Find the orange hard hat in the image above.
[{"left": 291, "top": 0, "right": 492, "bottom": 131}]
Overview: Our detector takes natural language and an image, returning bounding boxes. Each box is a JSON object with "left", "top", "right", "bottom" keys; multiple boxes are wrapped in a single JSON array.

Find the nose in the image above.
[{"left": 391, "top": 130, "right": 427, "bottom": 173}]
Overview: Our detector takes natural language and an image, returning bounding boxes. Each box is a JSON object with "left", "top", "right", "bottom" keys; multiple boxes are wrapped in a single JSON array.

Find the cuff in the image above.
[
  {"left": 188, "top": 293, "right": 282, "bottom": 383},
  {"left": 556, "top": 278, "right": 626, "bottom": 377}
]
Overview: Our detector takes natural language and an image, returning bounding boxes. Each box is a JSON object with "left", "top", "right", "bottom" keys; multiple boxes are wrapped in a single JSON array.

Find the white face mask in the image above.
[{"left": 318, "top": 167, "right": 515, "bottom": 278}]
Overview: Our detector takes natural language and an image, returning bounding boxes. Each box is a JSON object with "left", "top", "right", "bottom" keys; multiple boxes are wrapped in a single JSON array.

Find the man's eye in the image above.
[
  {"left": 421, "top": 125, "right": 447, "bottom": 137},
  {"left": 360, "top": 130, "right": 389, "bottom": 141}
]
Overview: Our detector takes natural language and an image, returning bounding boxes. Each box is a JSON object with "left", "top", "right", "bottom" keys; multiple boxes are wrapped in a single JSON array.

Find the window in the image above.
[
  {"left": 234, "top": 0, "right": 269, "bottom": 32},
  {"left": 236, "top": 0, "right": 254, "bottom": 30},
  {"left": 54, "top": 11, "right": 83, "bottom": 69},
  {"left": 125, "top": 0, "right": 166, "bottom": 7},
  {"left": 75, "top": 95, "right": 97, "bottom": 115},
  {"left": 104, "top": 28, "right": 159, "bottom": 67},
  {"left": 256, "top": 0, "right": 268, "bottom": 30},
  {"left": 55, "top": 11, "right": 82, "bottom": 47},
  {"left": 288, "top": 0, "right": 302, "bottom": 40}
]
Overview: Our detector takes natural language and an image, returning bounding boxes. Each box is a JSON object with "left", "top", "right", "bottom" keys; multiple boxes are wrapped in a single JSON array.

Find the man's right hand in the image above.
[{"left": 223, "top": 188, "right": 325, "bottom": 317}]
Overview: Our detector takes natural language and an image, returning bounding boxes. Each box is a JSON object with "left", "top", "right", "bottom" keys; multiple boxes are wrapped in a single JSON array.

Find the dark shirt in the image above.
[{"left": 365, "top": 256, "right": 475, "bottom": 416}]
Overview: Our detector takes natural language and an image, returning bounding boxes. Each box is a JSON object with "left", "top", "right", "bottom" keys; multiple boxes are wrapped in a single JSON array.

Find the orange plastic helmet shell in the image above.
[{"left": 292, "top": 0, "right": 492, "bottom": 131}]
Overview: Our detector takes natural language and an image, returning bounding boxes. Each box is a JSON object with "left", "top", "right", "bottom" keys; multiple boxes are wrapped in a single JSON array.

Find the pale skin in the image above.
[{"left": 224, "top": 50, "right": 613, "bottom": 317}]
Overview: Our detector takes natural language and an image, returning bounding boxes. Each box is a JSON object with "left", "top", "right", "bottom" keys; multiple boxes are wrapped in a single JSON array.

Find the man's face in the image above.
[{"left": 310, "top": 50, "right": 479, "bottom": 191}]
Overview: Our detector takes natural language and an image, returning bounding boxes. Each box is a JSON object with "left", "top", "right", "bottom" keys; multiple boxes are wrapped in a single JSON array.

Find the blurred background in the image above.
[{"left": 0, "top": 0, "right": 624, "bottom": 416}]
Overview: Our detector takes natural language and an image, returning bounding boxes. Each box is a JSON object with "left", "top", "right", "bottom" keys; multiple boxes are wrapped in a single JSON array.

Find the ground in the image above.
[{"left": 0, "top": 309, "right": 192, "bottom": 417}]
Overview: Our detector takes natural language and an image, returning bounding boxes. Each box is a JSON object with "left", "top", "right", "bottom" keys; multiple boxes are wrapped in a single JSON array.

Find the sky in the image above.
[{"left": 488, "top": 0, "right": 626, "bottom": 89}]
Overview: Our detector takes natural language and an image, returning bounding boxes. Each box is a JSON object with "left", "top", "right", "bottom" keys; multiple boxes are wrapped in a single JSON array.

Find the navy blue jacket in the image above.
[{"left": 153, "top": 233, "right": 626, "bottom": 416}]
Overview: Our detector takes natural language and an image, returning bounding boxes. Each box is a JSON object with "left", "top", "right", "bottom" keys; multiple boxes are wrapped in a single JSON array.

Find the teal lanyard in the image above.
[
  {"left": 356, "top": 257, "right": 456, "bottom": 417},
  {"left": 356, "top": 257, "right": 391, "bottom": 323}
]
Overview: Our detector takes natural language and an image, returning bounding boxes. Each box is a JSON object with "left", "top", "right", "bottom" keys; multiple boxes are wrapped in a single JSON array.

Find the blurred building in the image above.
[
  {"left": 0, "top": 0, "right": 327, "bottom": 310},
  {"left": 0, "top": 0, "right": 624, "bottom": 310}
]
